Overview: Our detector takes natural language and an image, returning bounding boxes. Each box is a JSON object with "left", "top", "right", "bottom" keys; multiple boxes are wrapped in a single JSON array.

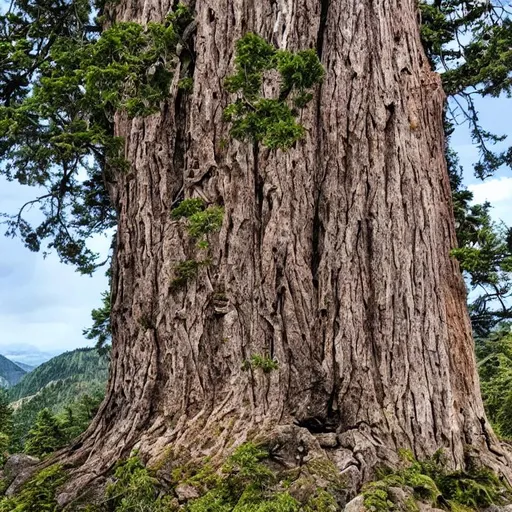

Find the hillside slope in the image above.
[
  {"left": 9, "top": 348, "right": 109, "bottom": 443},
  {"left": 0, "top": 354, "right": 26, "bottom": 388},
  {"left": 8, "top": 347, "right": 108, "bottom": 401}
]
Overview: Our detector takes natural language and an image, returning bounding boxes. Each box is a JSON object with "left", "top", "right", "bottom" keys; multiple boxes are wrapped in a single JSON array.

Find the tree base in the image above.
[{"left": 49, "top": 413, "right": 512, "bottom": 509}]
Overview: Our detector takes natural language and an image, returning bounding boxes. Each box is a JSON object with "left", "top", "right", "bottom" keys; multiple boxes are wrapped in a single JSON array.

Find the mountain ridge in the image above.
[
  {"left": 13, "top": 361, "right": 35, "bottom": 373},
  {"left": 8, "top": 346, "right": 109, "bottom": 444},
  {"left": 0, "top": 354, "right": 26, "bottom": 388},
  {"left": 8, "top": 347, "right": 109, "bottom": 402}
]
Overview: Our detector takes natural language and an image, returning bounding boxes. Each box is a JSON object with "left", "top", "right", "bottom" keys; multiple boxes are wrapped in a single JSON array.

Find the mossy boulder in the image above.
[{"left": 2, "top": 454, "right": 39, "bottom": 496}]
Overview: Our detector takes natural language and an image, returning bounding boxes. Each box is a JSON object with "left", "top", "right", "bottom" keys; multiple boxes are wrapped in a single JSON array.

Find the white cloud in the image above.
[
  {"left": 468, "top": 177, "right": 512, "bottom": 226},
  {"left": 0, "top": 178, "right": 111, "bottom": 358},
  {"left": 0, "top": 239, "right": 109, "bottom": 355},
  {"left": 468, "top": 176, "right": 512, "bottom": 204}
]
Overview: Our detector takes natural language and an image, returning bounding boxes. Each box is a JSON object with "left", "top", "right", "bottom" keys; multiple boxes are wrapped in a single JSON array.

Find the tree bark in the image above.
[{"left": 57, "top": 0, "right": 512, "bottom": 503}]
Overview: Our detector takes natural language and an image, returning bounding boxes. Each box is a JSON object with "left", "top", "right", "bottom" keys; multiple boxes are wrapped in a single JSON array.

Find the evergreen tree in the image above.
[
  {"left": 60, "top": 406, "right": 79, "bottom": 443},
  {"left": 445, "top": 127, "right": 512, "bottom": 335},
  {"left": 60, "top": 392, "right": 103, "bottom": 442},
  {"left": 0, "top": 392, "right": 12, "bottom": 466},
  {"left": 420, "top": 4, "right": 512, "bottom": 335},
  {"left": 476, "top": 323, "right": 512, "bottom": 438},
  {"left": 83, "top": 290, "right": 112, "bottom": 354},
  {"left": 24, "top": 408, "right": 65, "bottom": 458},
  {"left": 7, "top": 348, "right": 108, "bottom": 449},
  {"left": 0, "top": 389, "right": 13, "bottom": 438},
  {"left": 420, "top": 0, "right": 512, "bottom": 177},
  {"left": 0, "top": 432, "right": 9, "bottom": 466}
]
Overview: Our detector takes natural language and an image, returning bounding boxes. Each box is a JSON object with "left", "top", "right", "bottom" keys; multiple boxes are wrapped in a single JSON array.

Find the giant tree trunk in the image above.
[{"left": 58, "top": 0, "right": 512, "bottom": 503}]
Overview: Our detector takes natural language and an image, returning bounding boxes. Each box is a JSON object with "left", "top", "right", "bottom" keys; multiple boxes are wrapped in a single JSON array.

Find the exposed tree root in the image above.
[{"left": 43, "top": 415, "right": 512, "bottom": 508}]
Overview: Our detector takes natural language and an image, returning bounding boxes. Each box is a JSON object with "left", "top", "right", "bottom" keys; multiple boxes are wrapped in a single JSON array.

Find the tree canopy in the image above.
[
  {"left": 24, "top": 408, "right": 66, "bottom": 458},
  {"left": 0, "top": 0, "right": 193, "bottom": 273}
]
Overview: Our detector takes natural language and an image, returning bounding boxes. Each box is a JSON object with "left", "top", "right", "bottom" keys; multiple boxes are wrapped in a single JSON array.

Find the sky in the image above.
[
  {"left": 451, "top": 95, "right": 512, "bottom": 228},
  {"left": 0, "top": 179, "right": 111, "bottom": 364},
  {"left": 0, "top": 96, "right": 511, "bottom": 364}
]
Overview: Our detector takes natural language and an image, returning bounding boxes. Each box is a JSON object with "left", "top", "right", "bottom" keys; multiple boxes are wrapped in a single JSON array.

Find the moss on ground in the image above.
[
  {"left": 0, "top": 464, "right": 67, "bottom": 512},
  {"left": 362, "top": 450, "right": 511, "bottom": 512},
  {"left": 1, "top": 445, "right": 510, "bottom": 512}
]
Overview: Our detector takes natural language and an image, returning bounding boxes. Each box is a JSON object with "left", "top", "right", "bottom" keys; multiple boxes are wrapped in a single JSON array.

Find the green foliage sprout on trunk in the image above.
[
  {"left": 170, "top": 198, "right": 224, "bottom": 289},
  {"left": 171, "top": 259, "right": 208, "bottom": 289},
  {"left": 171, "top": 198, "right": 224, "bottom": 248},
  {"left": 241, "top": 354, "right": 279, "bottom": 374},
  {"left": 224, "top": 33, "right": 324, "bottom": 150}
]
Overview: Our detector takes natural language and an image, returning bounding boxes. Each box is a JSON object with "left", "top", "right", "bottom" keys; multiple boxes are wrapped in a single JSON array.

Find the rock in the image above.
[
  {"left": 331, "top": 448, "right": 358, "bottom": 471},
  {"left": 165, "top": 497, "right": 180, "bottom": 509},
  {"left": 288, "top": 477, "right": 318, "bottom": 503},
  {"left": 315, "top": 433, "right": 338, "bottom": 448},
  {"left": 312, "top": 475, "right": 331, "bottom": 489},
  {"left": 417, "top": 502, "right": 448, "bottom": 512},
  {"left": 344, "top": 495, "right": 367, "bottom": 512},
  {"left": 4, "top": 454, "right": 40, "bottom": 496},
  {"left": 483, "top": 506, "right": 512, "bottom": 512},
  {"left": 3, "top": 454, "right": 39, "bottom": 482},
  {"left": 340, "top": 465, "right": 361, "bottom": 493},
  {"left": 387, "top": 486, "right": 409, "bottom": 504},
  {"left": 256, "top": 425, "right": 322, "bottom": 469},
  {"left": 175, "top": 483, "right": 200, "bottom": 502},
  {"left": 387, "top": 486, "right": 438, "bottom": 512},
  {"left": 331, "top": 448, "right": 361, "bottom": 492},
  {"left": 57, "top": 475, "right": 108, "bottom": 509}
]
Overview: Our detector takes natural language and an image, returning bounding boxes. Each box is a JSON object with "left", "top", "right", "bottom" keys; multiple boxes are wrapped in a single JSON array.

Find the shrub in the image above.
[
  {"left": 188, "top": 443, "right": 299, "bottom": 512},
  {"left": 362, "top": 451, "right": 510, "bottom": 512},
  {"left": 303, "top": 489, "right": 338, "bottom": 512},
  {"left": 105, "top": 454, "right": 171, "bottom": 512},
  {"left": 0, "top": 465, "right": 67, "bottom": 512}
]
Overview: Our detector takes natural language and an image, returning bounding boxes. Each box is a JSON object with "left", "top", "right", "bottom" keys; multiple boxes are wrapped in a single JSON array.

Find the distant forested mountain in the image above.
[
  {"left": 0, "top": 355, "right": 26, "bottom": 388},
  {"left": 13, "top": 362, "right": 34, "bottom": 373},
  {"left": 8, "top": 348, "right": 109, "bottom": 444},
  {"left": 8, "top": 347, "right": 108, "bottom": 401}
]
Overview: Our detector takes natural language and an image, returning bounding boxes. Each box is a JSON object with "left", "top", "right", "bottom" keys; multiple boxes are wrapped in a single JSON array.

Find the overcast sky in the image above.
[
  {"left": 0, "top": 95, "right": 511, "bottom": 364},
  {"left": 0, "top": 178, "right": 111, "bottom": 364}
]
